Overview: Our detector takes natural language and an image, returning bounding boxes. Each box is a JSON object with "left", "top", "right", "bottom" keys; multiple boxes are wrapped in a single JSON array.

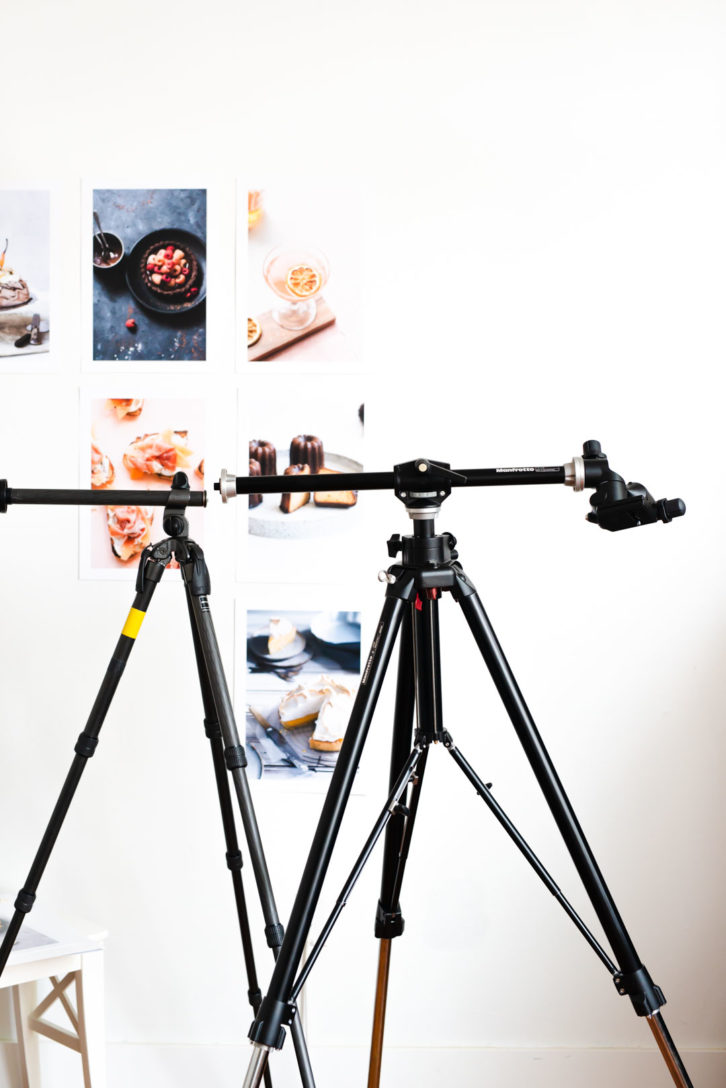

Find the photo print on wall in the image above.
[
  {"left": 242, "top": 375, "right": 365, "bottom": 583},
  {"left": 245, "top": 181, "right": 362, "bottom": 366},
  {"left": 0, "top": 190, "right": 50, "bottom": 359},
  {"left": 92, "top": 188, "right": 206, "bottom": 362},
  {"left": 245, "top": 607, "right": 361, "bottom": 782},
  {"left": 81, "top": 392, "right": 206, "bottom": 578}
]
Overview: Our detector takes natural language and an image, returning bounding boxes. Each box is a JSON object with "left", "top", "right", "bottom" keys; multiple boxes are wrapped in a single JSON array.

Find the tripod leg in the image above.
[
  {"left": 0, "top": 555, "right": 166, "bottom": 977},
  {"left": 368, "top": 602, "right": 431, "bottom": 1088},
  {"left": 243, "top": 590, "right": 411, "bottom": 1088},
  {"left": 452, "top": 572, "right": 694, "bottom": 1088},
  {"left": 179, "top": 546, "right": 316, "bottom": 1088},
  {"left": 184, "top": 589, "right": 273, "bottom": 1088}
]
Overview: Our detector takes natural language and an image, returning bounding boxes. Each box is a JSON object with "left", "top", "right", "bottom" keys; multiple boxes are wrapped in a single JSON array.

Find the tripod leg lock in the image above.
[
  {"left": 224, "top": 745, "right": 248, "bottom": 770},
  {"left": 264, "top": 922, "right": 285, "bottom": 950},
  {"left": 613, "top": 965, "right": 666, "bottom": 1016},
  {"left": 204, "top": 717, "right": 222, "bottom": 740},
  {"left": 375, "top": 900, "right": 405, "bottom": 939},
  {"left": 249, "top": 996, "right": 297, "bottom": 1050},
  {"left": 226, "top": 850, "right": 243, "bottom": 871},
  {"left": 74, "top": 732, "right": 99, "bottom": 758},
  {"left": 15, "top": 890, "right": 36, "bottom": 915}
]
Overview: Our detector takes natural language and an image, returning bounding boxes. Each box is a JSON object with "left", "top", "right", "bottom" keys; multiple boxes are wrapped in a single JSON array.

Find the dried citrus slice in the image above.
[
  {"left": 286, "top": 264, "right": 322, "bottom": 298},
  {"left": 248, "top": 316, "right": 261, "bottom": 347}
]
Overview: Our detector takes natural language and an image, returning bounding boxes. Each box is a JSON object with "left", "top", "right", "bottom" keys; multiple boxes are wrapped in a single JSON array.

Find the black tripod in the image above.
[
  {"left": 223, "top": 444, "right": 693, "bottom": 1088},
  {"left": 0, "top": 474, "right": 315, "bottom": 1088}
]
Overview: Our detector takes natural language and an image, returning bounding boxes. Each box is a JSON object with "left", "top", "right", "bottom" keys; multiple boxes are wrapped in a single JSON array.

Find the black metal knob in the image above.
[{"left": 387, "top": 534, "right": 403, "bottom": 557}]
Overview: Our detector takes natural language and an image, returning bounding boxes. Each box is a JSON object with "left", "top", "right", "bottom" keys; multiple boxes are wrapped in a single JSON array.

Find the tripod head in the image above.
[{"left": 574, "top": 441, "right": 686, "bottom": 531}]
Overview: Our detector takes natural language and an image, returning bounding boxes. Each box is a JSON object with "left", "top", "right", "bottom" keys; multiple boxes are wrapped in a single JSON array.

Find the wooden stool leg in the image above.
[
  {"left": 76, "top": 951, "right": 106, "bottom": 1088},
  {"left": 11, "top": 982, "right": 41, "bottom": 1088}
]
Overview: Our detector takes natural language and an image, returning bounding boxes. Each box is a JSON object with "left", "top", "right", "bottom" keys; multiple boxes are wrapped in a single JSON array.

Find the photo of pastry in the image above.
[
  {"left": 92, "top": 189, "right": 206, "bottom": 362},
  {"left": 0, "top": 191, "right": 50, "bottom": 359},
  {"left": 82, "top": 393, "right": 205, "bottom": 577},
  {"left": 248, "top": 430, "right": 361, "bottom": 538},
  {"left": 245, "top": 182, "right": 361, "bottom": 366},
  {"left": 243, "top": 376, "right": 365, "bottom": 583},
  {"left": 245, "top": 608, "right": 361, "bottom": 780}
]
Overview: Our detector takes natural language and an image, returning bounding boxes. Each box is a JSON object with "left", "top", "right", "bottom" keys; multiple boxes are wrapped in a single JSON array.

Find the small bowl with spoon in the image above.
[{"left": 92, "top": 212, "right": 124, "bottom": 270}]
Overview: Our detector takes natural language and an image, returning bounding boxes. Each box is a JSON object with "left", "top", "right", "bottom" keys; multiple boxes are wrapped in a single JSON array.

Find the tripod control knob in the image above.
[
  {"left": 378, "top": 570, "right": 397, "bottom": 584},
  {"left": 387, "top": 534, "right": 403, "bottom": 557}
]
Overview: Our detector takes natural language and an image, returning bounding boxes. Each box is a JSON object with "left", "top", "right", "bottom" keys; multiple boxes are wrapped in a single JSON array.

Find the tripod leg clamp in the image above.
[
  {"left": 226, "top": 850, "right": 243, "bottom": 871},
  {"left": 375, "top": 899, "right": 405, "bottom": 939},
  {"left": 15, "top": 890, "right": 36, "bottom": 915},
  {"left": 264, "top": 922, "right": 285, "bottom": 950},
  {"left": 204, "top": 717, "right": 222, "bottom": 740},
  {"left": 224, "top": 745, "right": 247, "bottom": 770},
  {"left": 74, "top": 733, "right": 99, "bottom": 758},
  {"left": 613, "top": 965, "right": 666, "bottom": 1016},
  {"left": 249, "top": 997, "right": 297, "bottom": 1050}
]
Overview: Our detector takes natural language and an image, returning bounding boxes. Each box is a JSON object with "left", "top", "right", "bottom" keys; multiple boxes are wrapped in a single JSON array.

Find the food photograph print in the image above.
[
  {"left": 245, "top": 181, "right": 363, "bottom": 368},
  {"left": 81, "top": 392, "right": 206, "bottom": 578},
  {"left": 91, "top": 188, "right": 206, "bottom": 363},
  {"left": 244, "top": 607, "right": 361, "bottom": 784},
  {"left": 0, "top": 190, "right": 50, "bottom": 362},
  {"left": 241, "top": 374, "right": 365, "bottom": 584}
]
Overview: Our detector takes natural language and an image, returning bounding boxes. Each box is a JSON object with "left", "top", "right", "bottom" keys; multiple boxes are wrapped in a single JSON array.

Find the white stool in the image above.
[{"left": 0, "top": 895, "right": 107, "bottom": 1088}]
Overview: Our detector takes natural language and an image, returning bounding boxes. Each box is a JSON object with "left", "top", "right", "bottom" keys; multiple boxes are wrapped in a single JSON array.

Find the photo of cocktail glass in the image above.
[{"left": 263, "top": 245, "right": 330, "bottom": 330}]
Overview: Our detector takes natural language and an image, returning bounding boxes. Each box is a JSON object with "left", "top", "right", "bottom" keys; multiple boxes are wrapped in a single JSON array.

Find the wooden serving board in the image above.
[{"left": 248, "top": 297, "right": 336, "bottom": 361}]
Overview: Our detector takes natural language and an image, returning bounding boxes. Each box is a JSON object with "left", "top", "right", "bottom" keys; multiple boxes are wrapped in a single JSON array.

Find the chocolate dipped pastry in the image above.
[
  {"left": 289, "top": 434, "right": 324, "bottom": 474},
  {"left": 142, "top": 241, "right": 198, "bottom": 297},
  {"left": 313, "top": 466, "right": 358, "bottom": 508},
  {"left": 249, "top": 439, "right": 277, "bottom": 475},
  {"left": 249, "top": 458, "right": 263, "bottom": 508},
  {"left": 280, "top": 463, "right": 310, "bottom": 514}
]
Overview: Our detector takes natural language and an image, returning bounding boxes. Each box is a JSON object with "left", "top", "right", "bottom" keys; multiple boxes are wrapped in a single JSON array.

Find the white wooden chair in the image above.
[{"left": 0, "top": 895, "right": 107, "bottom": 1087}]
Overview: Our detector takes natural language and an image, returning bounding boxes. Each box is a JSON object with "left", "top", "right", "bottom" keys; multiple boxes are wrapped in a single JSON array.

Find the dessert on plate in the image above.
[
  {"left": 248, "top": 458, "right": 263, "bottom": 508},
  {"left": 313, "top": 467, "right": 358, "bottom": 508},
  {"left": 290, "top": 434, "right": 324, "bottom": 474},
  {"left": 280, "top": 464, "right": 311, "bottom": 514},
  {"left": 249, "top": 439, "right": 277, "bottom": 475},
  {"left": 142, "top": 241, "right": 198, "bottom": 296},
  {"left": 278, "top": 674, "right": 356, "bottom": 752},
  {"left": 268, "top": 616, "right": 297, "bottom": 656}
]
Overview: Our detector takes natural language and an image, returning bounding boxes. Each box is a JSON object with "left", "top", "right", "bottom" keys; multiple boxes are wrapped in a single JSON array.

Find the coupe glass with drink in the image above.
[{"left": 263, "top": 245, "right": 330, "bottom": 330}]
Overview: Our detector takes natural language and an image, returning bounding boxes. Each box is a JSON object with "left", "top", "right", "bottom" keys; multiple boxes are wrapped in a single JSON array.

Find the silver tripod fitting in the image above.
[
  {"left": 564, "top": 456, "right": 585, "bottom": 491},
  {"left": 218, "top": 468, "right": 237, "bottom": 503}
]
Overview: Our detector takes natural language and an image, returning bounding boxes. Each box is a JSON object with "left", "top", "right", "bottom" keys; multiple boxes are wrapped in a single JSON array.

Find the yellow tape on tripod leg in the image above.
[{"left": 122, "top": 607, "right": 146, "bottom": 640}]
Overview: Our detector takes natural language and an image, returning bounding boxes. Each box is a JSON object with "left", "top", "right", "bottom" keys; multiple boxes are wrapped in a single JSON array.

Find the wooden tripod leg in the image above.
[
  {"left": 367, "top": 939, "right": 393, "bottom": 1088},
  {"left": 647, "top": 1013, "right": 694, "bottom": 1088}
]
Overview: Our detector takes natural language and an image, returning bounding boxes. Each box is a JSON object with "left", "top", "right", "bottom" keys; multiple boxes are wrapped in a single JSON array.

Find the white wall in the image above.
[{"left": 1, "top": 1, "right": 725, "bottom": 1086}]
